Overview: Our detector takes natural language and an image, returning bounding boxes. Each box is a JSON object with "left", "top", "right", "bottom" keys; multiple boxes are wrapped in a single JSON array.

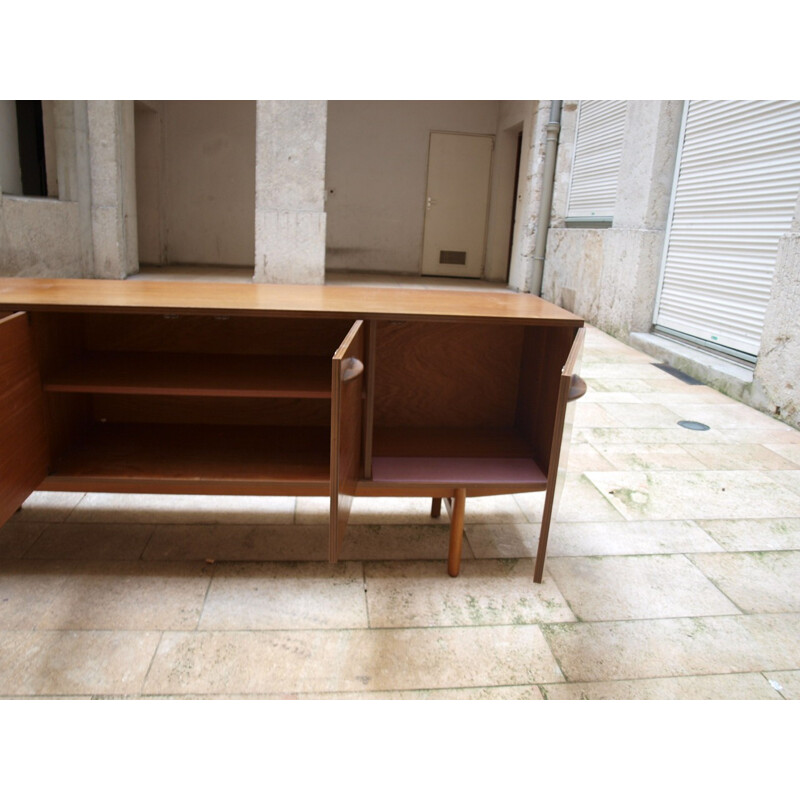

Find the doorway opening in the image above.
[{"left": 134, "top": 100, "right": 256, "bottom": 273}]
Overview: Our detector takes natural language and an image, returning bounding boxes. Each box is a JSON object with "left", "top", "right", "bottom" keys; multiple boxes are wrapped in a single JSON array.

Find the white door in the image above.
[{"left": 421, "top": 132, "right": 493, "bottom": 278}]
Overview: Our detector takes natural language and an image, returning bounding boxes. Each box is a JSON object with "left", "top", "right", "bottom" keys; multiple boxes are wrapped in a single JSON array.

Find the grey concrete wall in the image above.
[
  {"left": 541, "top": 100, "right": 684, "bottom": 336},
  {"left": 255, "top": 101, "right": 327, "bottom": 284},
  {"left": 0, "top": 100, "right": 138, "bottom": 279},
  {"left": 754, "top": 221, "right": 800, "bottom": 428},
  {"left": 87, "top": 101, "right": 138, "bottom": 279},
  {"left": 135, "top": 101, "right": 256, "bottom": 267},
  {"left": 508, "top": 101, "right": 548, "bottom": 292},
  {"left": 325, "top": 101, "right": 500, "bottom": 275},
  {"left": 0, "top": 100, "right": 85, "bottom": 277}
]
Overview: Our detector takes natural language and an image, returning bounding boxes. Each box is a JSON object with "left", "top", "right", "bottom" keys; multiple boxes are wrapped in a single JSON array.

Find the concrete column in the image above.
[
  {"left": 752, "top": 193, "right": 800, "bottom": 429},
  {"left": 254, "top": 100, "right": 327, "bottom": 284},
  {"left": 507, "top": 101, "right": 548, "bottom": 293},
  {"left": 86, "top": 100, "right": 138, "bottom": 279},
  {"left": 541, "top": 101, "right": 683, "bottom": 338}
]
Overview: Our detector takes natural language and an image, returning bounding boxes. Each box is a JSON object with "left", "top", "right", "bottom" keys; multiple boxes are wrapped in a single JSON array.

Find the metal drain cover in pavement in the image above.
[{"left": 678, "top": 420, "right": 710, "bottom": 431}]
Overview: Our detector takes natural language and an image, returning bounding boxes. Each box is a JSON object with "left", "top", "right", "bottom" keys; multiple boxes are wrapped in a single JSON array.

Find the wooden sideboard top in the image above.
[{"left": 0, "top": 278, "right": 583, "bottom": 326}]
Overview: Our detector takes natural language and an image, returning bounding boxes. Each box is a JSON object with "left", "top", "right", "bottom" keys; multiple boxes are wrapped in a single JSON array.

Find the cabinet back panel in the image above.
[
  {"left": 515, "top": 325, "right": 576, "bottom": 472},
  {"left": 82, "top": 314, "right": 355, "bottom": 357},
  {"left": 91, "top": 395, "right": 332, "bottom": 427},
  {"left": 373, "top": 321, "right": 524, "bottom": 428}
]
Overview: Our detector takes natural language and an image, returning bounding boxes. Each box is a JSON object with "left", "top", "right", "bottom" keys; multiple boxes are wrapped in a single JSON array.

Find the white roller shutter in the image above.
[
  {"left": 566, "top": 100, "right": 627, "bottom": 220},
  {"left": 655, "top": 100, "right": 800, "bottom": 357}
]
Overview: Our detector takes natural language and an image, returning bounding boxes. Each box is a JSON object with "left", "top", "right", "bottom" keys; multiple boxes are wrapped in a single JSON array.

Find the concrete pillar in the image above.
[
  {"left": 254, "top": 100, "right": 327, "bottom": 284},
  {"left": 507, "top": 101, "right": 548, "bottom": 293},
  {"left": 752, "top": 193, "right": 800, "bottom": 428},
  {"left": 86, "top": 100, "right": 138, "bottom": 279},
  {"left": 540, "top": 100, "right": 683, "bottom": 338}
]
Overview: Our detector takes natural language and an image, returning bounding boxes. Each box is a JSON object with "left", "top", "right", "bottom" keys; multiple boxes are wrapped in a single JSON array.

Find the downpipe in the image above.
[{"left": 530, "top": 101, "right": 562, "bottom": 296}]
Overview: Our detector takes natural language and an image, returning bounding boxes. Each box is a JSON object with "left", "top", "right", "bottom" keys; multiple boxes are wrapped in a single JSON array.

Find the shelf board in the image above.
[
  {"left": 44, "top": 352, "right": 333, "bottom": 399},
  {"left": 43, "top": 423, "right": 332, "bottom": 495},
  {"left": 369, "top": 427, "right": 547, "bottom": 492}
]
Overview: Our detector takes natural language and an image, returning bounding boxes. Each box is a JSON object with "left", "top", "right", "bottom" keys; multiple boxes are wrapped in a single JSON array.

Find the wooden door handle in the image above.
[
  {"left": 342, "top": 358, "right": 364, "bottom": 382},
  {"left": 568, "top": 375, "right": 587, "bottom": 402}
]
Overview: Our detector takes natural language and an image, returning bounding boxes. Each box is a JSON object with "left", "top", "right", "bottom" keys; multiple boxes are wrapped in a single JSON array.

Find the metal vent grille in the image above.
[{"left": 439, "top": 250, "right": 467, "bottom": 265}]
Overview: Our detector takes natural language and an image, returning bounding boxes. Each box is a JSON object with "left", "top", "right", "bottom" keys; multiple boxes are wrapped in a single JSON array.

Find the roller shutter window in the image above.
[
  {"left": 655, "top": 100, "right": 800, "bottom": 358},
  {"left": 566, "top": 100, "right": 627, "bottom": 222}
]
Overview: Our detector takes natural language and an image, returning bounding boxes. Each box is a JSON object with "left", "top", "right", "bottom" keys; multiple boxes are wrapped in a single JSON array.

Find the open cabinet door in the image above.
[
  {"left": 0, "top": 312, "right": 49, "bottom": 527},
  {"left": 330, "top": 320, "right": 365, "bottom": 562},
  {"left": 533, "top": 327, "right": 586, "bottom": 583}
]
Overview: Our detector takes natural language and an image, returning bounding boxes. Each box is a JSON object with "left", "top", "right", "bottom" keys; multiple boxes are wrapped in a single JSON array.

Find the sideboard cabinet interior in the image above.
[{"left": 0, "top": 279, "right": 585, "bottom": 582}]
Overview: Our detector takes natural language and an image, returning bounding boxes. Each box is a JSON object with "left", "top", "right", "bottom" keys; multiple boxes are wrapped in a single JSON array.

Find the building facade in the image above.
[{"left": 1, "top": 100, "right": 798, "bottom": 428}]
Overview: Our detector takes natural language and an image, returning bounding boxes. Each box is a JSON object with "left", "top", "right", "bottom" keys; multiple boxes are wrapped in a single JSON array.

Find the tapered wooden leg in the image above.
[
  {"left": 533, "top": 490, "right": 556, "bottom": 583},
  {"left": 447, "top": 488, "right": 467, "bottom": 577},
  {"left": 430, "top": 497, "right": 442, "bottom": 518}
]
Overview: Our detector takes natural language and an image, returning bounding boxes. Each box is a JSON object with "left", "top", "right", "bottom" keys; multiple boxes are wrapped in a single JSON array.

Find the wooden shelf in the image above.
[
  {"left": 368, "top": 427, "right": 547, "bottom": 493},
  {"left": 44, "top": 352, "right": 333, "bottom": 398},
  {"left": 42, "top": 423, "right": 332, "bottom": 495}
]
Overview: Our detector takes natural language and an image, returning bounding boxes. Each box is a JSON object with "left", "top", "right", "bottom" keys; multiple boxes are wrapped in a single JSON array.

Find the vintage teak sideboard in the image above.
[{"left": 0, "top": 278, "right": 585, "bottom": 582}]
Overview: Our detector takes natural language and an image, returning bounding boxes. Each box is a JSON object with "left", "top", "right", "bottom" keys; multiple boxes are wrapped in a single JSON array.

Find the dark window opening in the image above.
[{"left": 16, "top": 100, "right": 47, "bottom": 197}]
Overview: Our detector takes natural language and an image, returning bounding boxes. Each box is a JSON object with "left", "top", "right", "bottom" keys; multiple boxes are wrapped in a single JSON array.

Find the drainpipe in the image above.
[{"left": 530, "top": 101, "right": 562, "bottom": 296}]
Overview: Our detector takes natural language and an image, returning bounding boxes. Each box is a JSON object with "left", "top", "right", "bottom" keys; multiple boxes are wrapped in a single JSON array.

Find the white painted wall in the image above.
[
  {"left": 325, "top": 101, "right": 500, "bottom": 274},
  {"left": 136, "top": 100, "right": 256, "bottom": 266}
]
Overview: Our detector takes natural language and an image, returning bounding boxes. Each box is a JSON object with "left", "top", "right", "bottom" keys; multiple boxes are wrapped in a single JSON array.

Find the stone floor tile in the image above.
[
  {"left": 582, "top": 389, "right": 644, "bottom": 404},
  {"left": 37, "top": 562, "right": 212, "bottom": 631},
  {"left": 199, "top": 562, "right": 367, "bottom": 630},
  {"left": 364, "top": 559, "right": 575, "bottom": 628},
  {"left": 24, "top": 522, "right": 154, "bottom": 561},
  {"left": 697, "top": 519, "right": 800, "bottom": 551},
  {"left": 541, "top": 673, "right": 782, "bottom": 700},
  {"left": 0, "top": 562, "right": 73, "bottom": 629},
  {"left": 466, "top": 523, "right": 540, "bottom": 559},
  {"left": 719, "top": 427, "right": 800, "bottom": 445},
  {"left": 0, "top": 630, "right": 159, "bottom": 696},
  {"left": 296, "top": 496, "right": 450, "bottom": 526},
  {"left": 764, "top": 443, "right": 800, "bottom": 467},
  {"left": 547, "top": 554, "right": 740, "bottom": 621},
  {"left": 636, "top": 386, "right": 739, "bottom": 405},
  {"left": 764, "top": 471, "right": 800, "bottom": 497},
  {"left": 542, "top": 613, "right": 800, "bottom": 683},
  {"left": 581, "top": 363, "right": 673, "bottom": 380},
  {"left": 590, "top": 443, "right": 707, "bottom": 471},
  {"left": 659, "top": 402, "right": 790, "bottom": 431},
  {"left": 688, "top": 551, "right": 800, "bottom": 613},
  {"left": 0, "top": 523, "right": 47, "bottom": 558},
  {"left": 585, "top": 470, "right": 800, "bottom": 521},
  {"left": 582, "top": 425, "right": 729, "bottom": 445},
  {"left": 15, "top": 492, "right": 85, "bottom": 523},
  {"left": 573, "top": 403, "right": 626, "bottom": 428},
  {"left": 142, "top": 524, "right": 328, "bottom": 561},
  {"left": 467, "top": 520, "right": 723, "bottom": 559},
  {"left": 293, "top": 685, "right": 546, "bottom": 700},
  {"left": 599, "top": 403, "right": 684, "bottom": 429},
  {"left": 562, "top": 443, "right": 617, "bottom": 472},
  {"left": 589, "top": 378, "right": 664, "bottom": 394},
  {"left": 143, "top": 626, "right": 564, "bottom": 695},
  {"left": 69, "top": 493, "right": 297, "bottom": 525},
  {"left": 762, "top": 670, "right": 800, "bottom": 699},
  {"left": 681, "top": 444, "right": 800, "bottom": 471},
  {"left": 340, "top": 524, "right": 471, "bottom": 562},
  {"left": 515, "top": 475, "right": 624, "bottom": 523}
]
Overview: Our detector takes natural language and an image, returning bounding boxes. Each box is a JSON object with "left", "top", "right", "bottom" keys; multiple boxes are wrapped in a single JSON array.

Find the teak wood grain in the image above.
[
  {"left": 0, "top": 313, "right": 49, "bottom": 527},
  {"left": 0, "top": 278, "right": 586, "bottom": 583},
  {"left": 0, "top": 278, "right": 582, "bottom": 325}
]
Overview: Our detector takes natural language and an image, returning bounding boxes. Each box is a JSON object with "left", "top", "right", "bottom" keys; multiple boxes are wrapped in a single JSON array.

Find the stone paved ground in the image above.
[{"left": 1, "top": 324, "right": 799, "bottom": 699}]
